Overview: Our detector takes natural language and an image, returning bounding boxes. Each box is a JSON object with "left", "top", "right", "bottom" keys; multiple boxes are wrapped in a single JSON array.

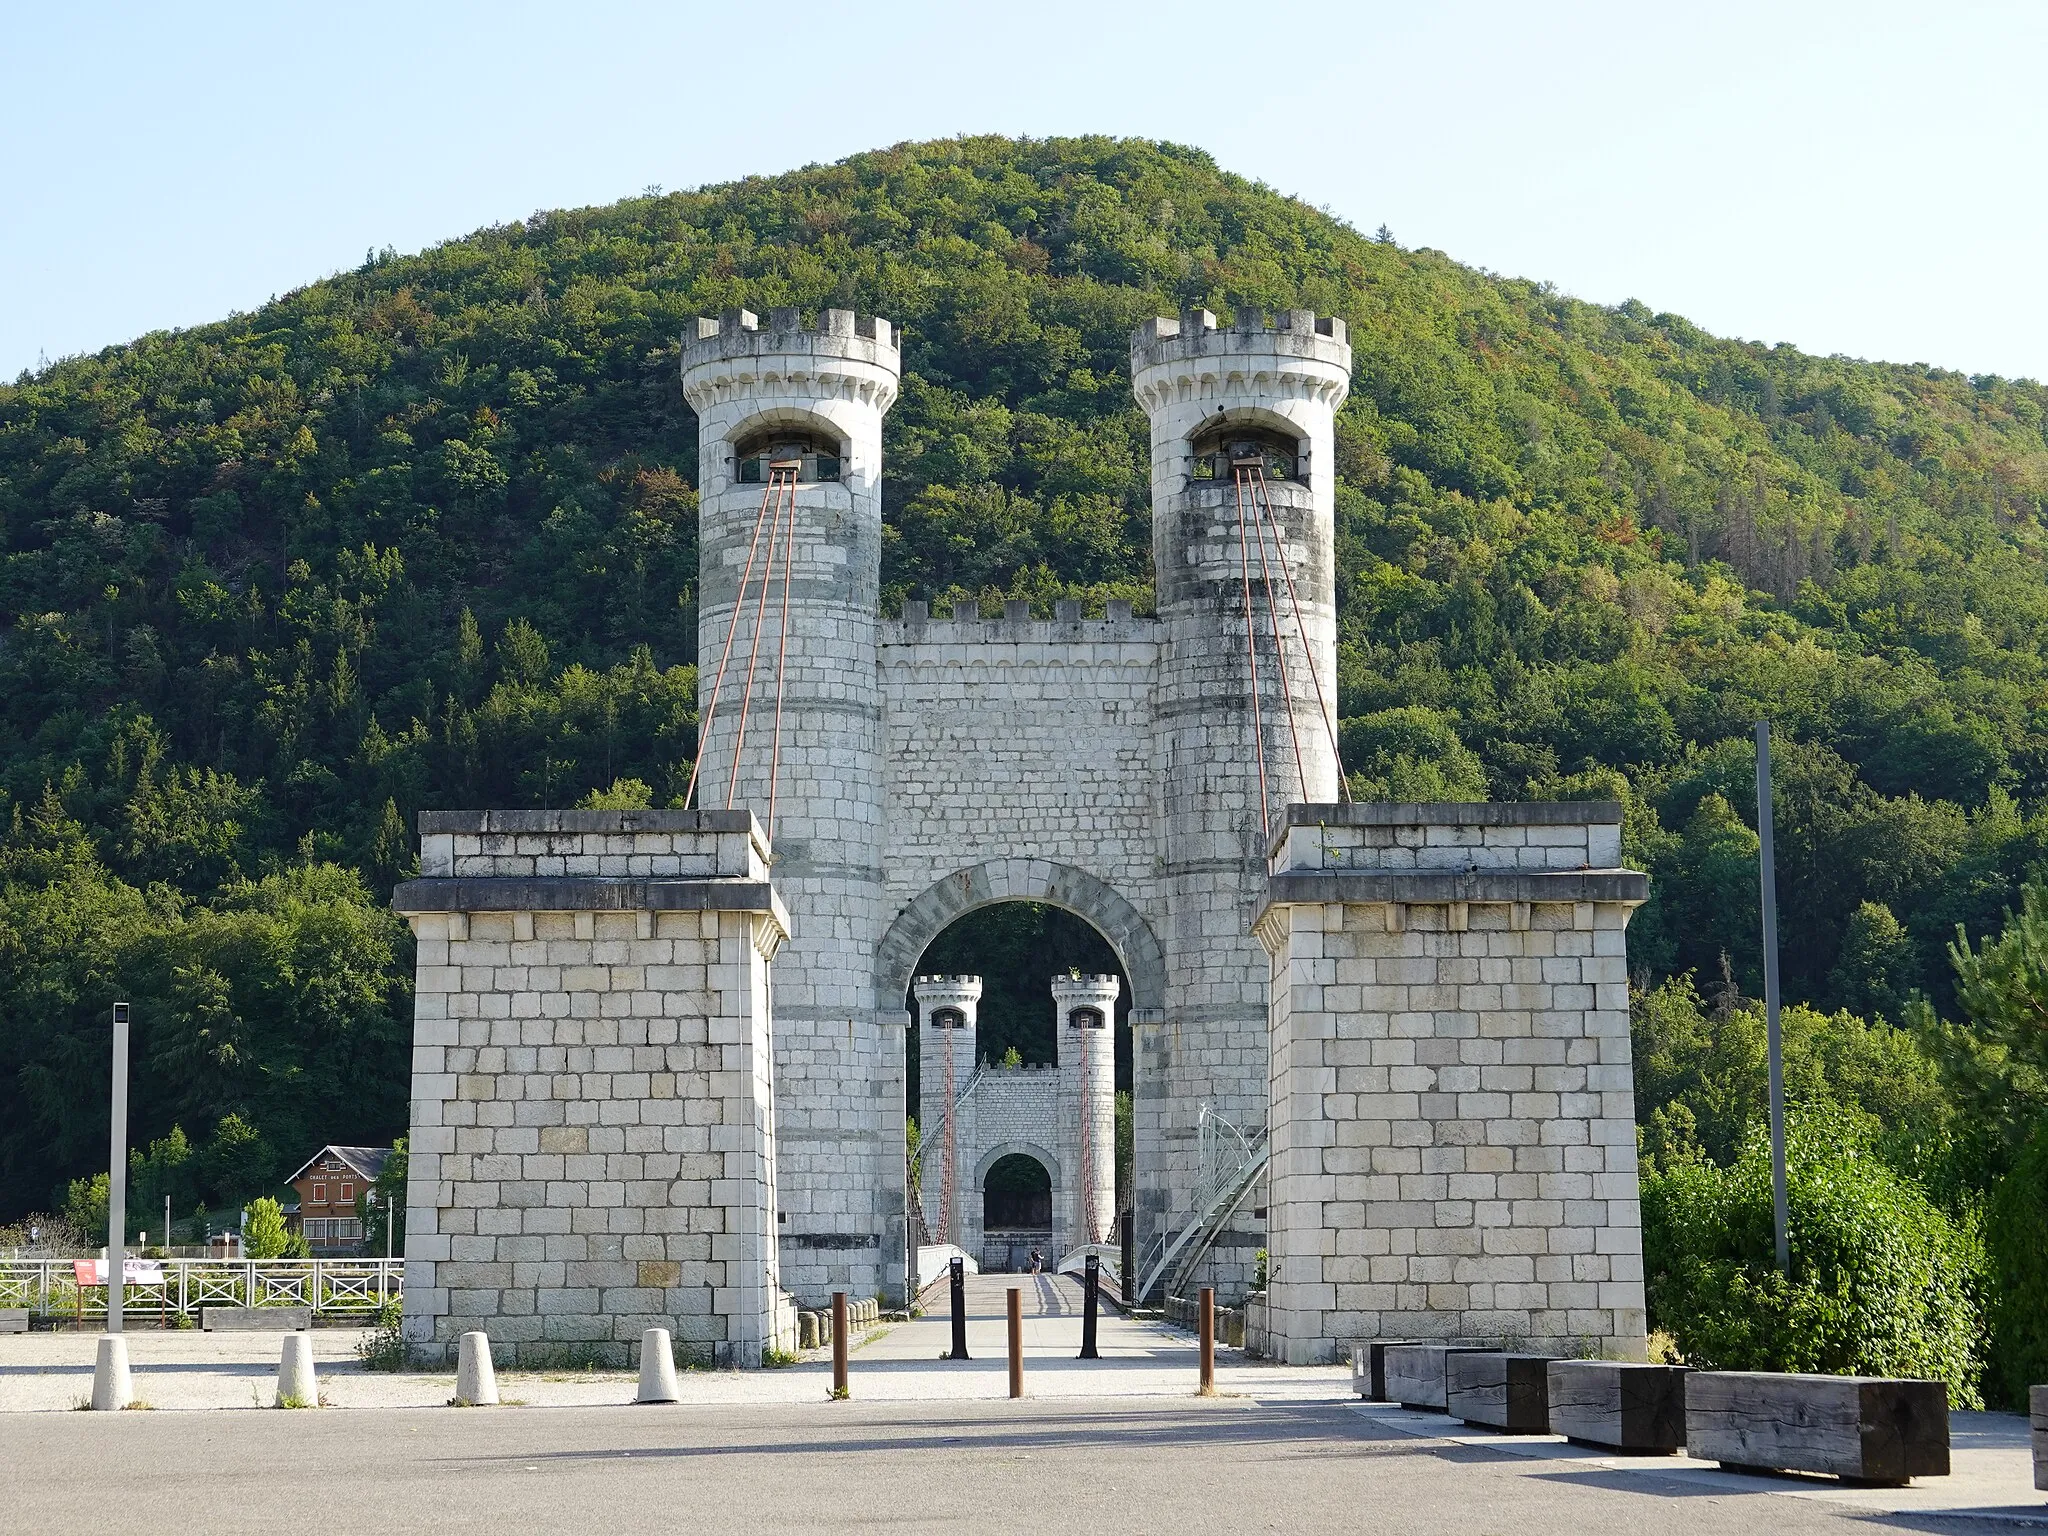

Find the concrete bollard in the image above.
[
  {"left": 91, "top": 1335, "right": 133, "bottom": 1411},
  {"left": 275, "top": 1332, "right": 318, "bottom": 1407},
  {"left": 637, "top": 1328, "right": 679, "bottom": 1403},
  {"left": 455, "top": 1331, "right": 499, "bottom": 1406},
  {"left": 799, "top": 1311, "right": 819, "bottom": 1350}
]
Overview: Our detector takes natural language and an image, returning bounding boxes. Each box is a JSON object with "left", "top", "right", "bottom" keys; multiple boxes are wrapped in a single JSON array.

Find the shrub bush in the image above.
[
  {"left": 1984, "top": 1115, "right": 2048, "bottom": 1409},
  {"left": 1643, "top": 1115, "right": 1986, "bottom": 1405}
]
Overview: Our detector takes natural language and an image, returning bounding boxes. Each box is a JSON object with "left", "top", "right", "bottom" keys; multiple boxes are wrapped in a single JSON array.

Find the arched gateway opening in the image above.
[{"left": 885, "top": 862, "right": 1159, "bottom": 1279}]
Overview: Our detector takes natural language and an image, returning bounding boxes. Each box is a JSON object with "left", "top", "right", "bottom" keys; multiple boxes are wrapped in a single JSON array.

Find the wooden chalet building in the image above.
[{"left": 286, "top": 1145, "right": 394, "bottom": 1253}]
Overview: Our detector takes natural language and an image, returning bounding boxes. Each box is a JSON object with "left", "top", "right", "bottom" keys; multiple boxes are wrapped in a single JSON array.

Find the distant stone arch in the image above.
[
  {"left": 975, "top": 1140, "right": 1061, "bottom": 1193},
  {"left": 874, "top": 859, "right": 1166, "bottom": 1015}
]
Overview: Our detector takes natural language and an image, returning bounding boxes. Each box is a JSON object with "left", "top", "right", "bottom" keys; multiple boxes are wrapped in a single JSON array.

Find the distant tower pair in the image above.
[{"left": 914, "top": 974, "right": 1119, "bottom": 1261}]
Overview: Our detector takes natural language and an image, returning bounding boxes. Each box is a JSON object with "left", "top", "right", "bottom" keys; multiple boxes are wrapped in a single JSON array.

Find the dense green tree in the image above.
[
  {"left": 6, "top": 134, "right": 2048, "bottom": 1249},
  {"left": 1642, "top": 1117, "right": 1986, "bottom": 1405}
]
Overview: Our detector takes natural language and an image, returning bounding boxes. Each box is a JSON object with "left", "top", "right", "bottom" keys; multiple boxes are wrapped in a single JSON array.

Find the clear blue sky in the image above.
[{"left": 5, "top": 0, "right": 2043, "bottom": 383}]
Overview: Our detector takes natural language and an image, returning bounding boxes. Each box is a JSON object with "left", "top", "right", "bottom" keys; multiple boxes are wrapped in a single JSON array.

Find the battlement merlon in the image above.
[
  {"left": 1050, "top": 974, "right": 1122, "bottom": 1005},
  {"left": 682, "top": 307, "right": 899, "bottom": 386},
  {"left": 913, "top": 974, "right": 985, "bottom": 1014},
  {"left": 1129, "top": 308, "right": 1352, "bottom": 414}
]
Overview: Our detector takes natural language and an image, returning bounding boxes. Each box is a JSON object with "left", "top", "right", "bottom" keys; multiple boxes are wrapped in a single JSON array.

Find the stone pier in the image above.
[
  {"left": 392, "top": 809, "right": 797, "bottom": 1366},
  {"left": 1254, "top": 801, "right": 1650, "bottom": 1365}
]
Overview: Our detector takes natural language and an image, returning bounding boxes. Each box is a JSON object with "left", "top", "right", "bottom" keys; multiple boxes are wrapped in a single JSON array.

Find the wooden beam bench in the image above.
[
  {"left": 2031, "top": 1385, "right": 2046, "bottom": 1494},
  {"left": 1546, "top": 1360, "right": 1687, "bottom": 1453},
  {"left": 0, "top": 1308, "right": 28, "bottom": 1334},
  {"left": 1684, "top": 1372, "right": 1949, "bottom": 1485},
  {"left": 1352, "top": 1341, "right": 1427, "bottom": 1402},
  {"left": 201, "top": 1306, "right": 313, "bottom": 1332},
  {"left": 1384, "top": 1343, "right": 1489, "bottom": 1412},
  {"left": 1447, "top": 1352, "right": 1555, "bottom": 1432}
]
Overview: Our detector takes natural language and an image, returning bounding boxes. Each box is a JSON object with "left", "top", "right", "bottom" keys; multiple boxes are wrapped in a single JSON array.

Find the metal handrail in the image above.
[
  {"left": 0, "top": 1257, "right": 404, "bottom": 1321},
  {"left": 1133, "top": 1110, "right": 1271, "bottom": 1303}
]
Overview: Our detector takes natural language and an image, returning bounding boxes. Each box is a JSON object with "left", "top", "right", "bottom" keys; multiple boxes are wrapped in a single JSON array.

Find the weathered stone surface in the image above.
[
  {"left": 1259, "top": 809, "right": 1649, "bottom": 1365},
  {"left": 1547, "top": 1360, "right": 1687, "bottom": 1453},
  {"left": 395, "top": 817, "right": 797, "bottom": 1367},
  {"left": 1684, "top": 1372, "right": 1950, "bottom": 1484},
  {"left": 202, "top": 1306, "right": 311, "bottom": 1332},
  {"left": 1447, "top": 1352, "right": 1555, "bottom": 1432}
]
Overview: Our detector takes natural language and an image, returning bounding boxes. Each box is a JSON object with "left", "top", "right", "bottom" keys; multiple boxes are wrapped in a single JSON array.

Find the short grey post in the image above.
[
  {"left": 455, "top": 1331, "right": 498, "bottom": 1406},
  {"left": 275, "top": 1332, "right": 317, "bottom": 1407},
  {"left": 90, "top": 1335, "right": 132, "bottom": 1411},
  {"left": 637, "top": 1327, "right": 679, "bottom": 1403},
  {"left": 1755, "top": 721, "right": 1790, "bottom": 1271},
  {"left": 107, "top": 1002, "right": 130, "bottom": 1334}
]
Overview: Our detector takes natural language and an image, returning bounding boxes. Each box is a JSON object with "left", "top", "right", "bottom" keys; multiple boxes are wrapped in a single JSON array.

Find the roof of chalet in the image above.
[{"left": 285, "top": 1144, "right": 395, "bottom": 1186}]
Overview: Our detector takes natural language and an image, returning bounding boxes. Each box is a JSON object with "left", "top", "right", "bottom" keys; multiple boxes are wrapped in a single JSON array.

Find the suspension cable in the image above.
[
  {"left": 725, "top": 465, "right": 793, "bottom": 809},
  {"left": 1233, "top": 466, "right": 1271, "bottom": 845},
  {"left": 940, "top": 1014, "right": 957, "bottom": 1247},
  {"left": 766, "top": 469, "right": 798, "bottom": 842},
  {"left": 1244, "top": 464, "right": 1310, "bottom": 809},
  {"left": 1251, "top": 469, "right": 1353, "bottom": 804},
  {"left": 683, "top": 472, "right": 782, "bottom": 810}
]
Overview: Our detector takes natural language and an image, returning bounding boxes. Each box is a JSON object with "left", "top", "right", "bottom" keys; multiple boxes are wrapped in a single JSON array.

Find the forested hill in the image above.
[{"left": 6, "top": 134, "right": 2048, "bottom": 1223}]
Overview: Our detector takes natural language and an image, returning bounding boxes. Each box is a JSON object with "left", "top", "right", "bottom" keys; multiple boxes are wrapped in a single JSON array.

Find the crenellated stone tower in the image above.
[
  {"left": 1129, "top": 308, "right": 1352, "bottom": 1271},
  {"left": 913, "top": 973, "right": 981, "bottom": 1248},
  {"left": 681, "top": 308, "right": 903, "bottom": 1304},
  {"left": 1052, "top": 973, "right": 1120, "bottom": 1251}
]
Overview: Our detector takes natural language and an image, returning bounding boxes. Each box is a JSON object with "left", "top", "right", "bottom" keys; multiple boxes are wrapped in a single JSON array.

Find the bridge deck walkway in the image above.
[{"left": 856, "top": 1273, "right": 1187, "bottom": 1364}]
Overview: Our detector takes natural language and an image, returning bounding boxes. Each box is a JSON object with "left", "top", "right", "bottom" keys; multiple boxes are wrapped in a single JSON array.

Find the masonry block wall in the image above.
[
  {"left": 392, "top": 810, "right": 796, "bottom": 1366},
  {"left": 1254, "top": 801, "right": 1650, "bottom": 1365}
]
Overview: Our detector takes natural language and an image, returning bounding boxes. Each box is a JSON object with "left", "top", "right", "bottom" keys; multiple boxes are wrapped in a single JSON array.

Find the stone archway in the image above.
[{"left": 874, "top": 859, "right": 1165, "bottom": 1016}]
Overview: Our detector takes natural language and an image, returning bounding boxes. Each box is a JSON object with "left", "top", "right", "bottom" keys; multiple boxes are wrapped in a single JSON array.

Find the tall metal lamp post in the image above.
[
  {"left": 1755, "top": 723, "right": 1791, "bottom": 1272},
  {"left": 107, "top": 1002, "right": 131, "bottom": 1333}
]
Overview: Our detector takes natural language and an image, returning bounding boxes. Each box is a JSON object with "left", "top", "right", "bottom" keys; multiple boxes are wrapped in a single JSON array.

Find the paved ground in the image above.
[
  {"left": 8, "top": 1394, "right": 2046, "bottom": 1534},
  {"left": 4, "top": 1275, "right": 2042, "bottom": 1531}
]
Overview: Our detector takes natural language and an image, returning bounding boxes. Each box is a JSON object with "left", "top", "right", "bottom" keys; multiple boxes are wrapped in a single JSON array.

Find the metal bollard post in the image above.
[
  {"left": 948, "top": 1256, "right": 969, "bottom": 1360},
  {"left": 1079, "top": 1253, "right": 1100, "bottom": 1360},
  {"left": 1198, "top": 1286, "right": 1215, "bottom": 1395},
  {"left": 1007, "top": 1286, "right": 1023, "bottom": 1399},
  {"left": 831, "top": 1291, "right": 849, "bottom": 1398}
]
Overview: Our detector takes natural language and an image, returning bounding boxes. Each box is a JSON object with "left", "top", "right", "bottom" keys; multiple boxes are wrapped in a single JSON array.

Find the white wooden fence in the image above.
[{"left": 0, "top": 1258, "right": 402, "bottom": 1323}]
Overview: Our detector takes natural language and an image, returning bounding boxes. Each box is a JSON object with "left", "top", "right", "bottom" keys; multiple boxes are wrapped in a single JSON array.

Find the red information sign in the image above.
[{"left": 71, "top": 1259, "right": 165, "bottom": 1285}]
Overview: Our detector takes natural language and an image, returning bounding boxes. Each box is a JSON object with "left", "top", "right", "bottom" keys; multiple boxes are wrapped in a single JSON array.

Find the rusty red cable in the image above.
[
  {"left": 726, "top": 465, "right": 791, "bottom": 809},
  {"left": 1234, "top": 467, "right": 1271, "bottom": 844},
  {"left": 684, "top": 472, "right": 781, "bottom": 810},
  {"left": 767, "top": 470, "right": 797, "bottom": 842},
  {"left": 1246, "top": 466, "right": 1309, "bottom": 809},
  {"left": 1252, "top": 470, "right": 1352, "bottom": 804}
]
